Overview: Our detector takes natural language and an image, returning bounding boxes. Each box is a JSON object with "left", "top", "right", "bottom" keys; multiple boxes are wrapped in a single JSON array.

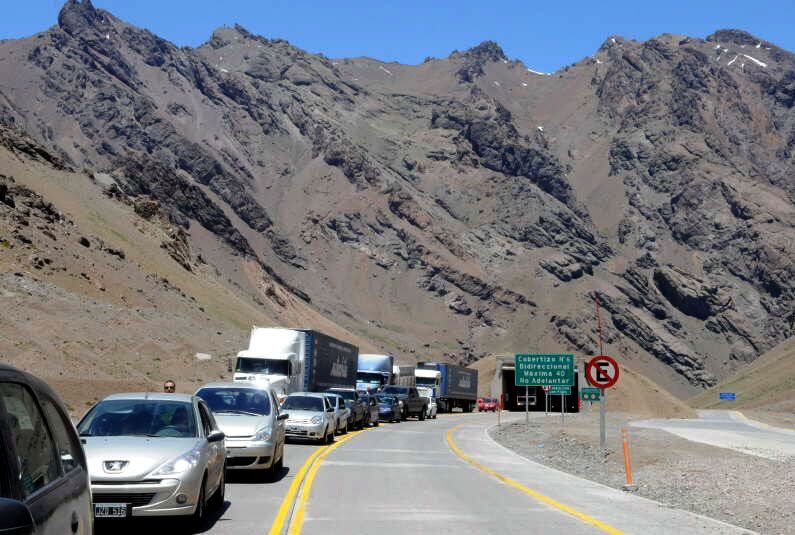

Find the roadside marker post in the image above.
[{"left": 620, "top": 428, "right": 638, "bottom": 491}]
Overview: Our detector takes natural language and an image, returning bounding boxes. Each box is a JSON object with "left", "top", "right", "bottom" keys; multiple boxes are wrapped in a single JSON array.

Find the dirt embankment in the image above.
[{"left": 491, "top": 412, "right": 793, "bottom": 535}]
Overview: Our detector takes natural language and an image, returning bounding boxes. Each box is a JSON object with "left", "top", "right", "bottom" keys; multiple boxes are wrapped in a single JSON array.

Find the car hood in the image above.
[
  {"left": 283, "top": 409, "right": 323, "bottom": 422},
  {"left": 214, "top": 414, "right": 269, "bottom": 438},
  {"left": 83, "top": 436, "right": 202, "bottom": 481}
]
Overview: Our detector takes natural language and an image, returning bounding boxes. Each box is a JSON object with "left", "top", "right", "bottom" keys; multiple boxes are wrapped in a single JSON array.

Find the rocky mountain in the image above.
[{"left": 1, "top": 0, "right": 793, "bottom": 398}]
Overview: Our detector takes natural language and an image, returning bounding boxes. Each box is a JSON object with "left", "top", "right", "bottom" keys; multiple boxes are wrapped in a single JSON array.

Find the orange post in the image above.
[{"left": 621, "top": 428, "right": 638, "bottom": 491}]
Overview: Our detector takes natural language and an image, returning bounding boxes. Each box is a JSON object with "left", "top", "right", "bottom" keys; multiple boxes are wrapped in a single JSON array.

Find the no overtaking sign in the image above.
[{"left": 515, "top": 354, "right": 574, "bottom": 387}]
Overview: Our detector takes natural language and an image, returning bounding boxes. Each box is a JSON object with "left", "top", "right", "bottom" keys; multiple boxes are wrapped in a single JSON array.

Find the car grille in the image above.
[
  {"left": 227, "top": 457, "right": 257, "bottom": 467},
  {"left": 93, "top": 493, "right": 156, "bottom": 507},
  {"left": 287, "top": 429, "right": 309, "bottom": 436}
]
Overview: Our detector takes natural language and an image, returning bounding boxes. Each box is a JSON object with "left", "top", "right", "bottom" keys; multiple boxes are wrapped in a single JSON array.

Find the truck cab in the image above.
[
  {"left": 415, "top": 368, "right": 441, "bottom": 396},
  {"left": 233, "top": 328, "right": 306, "bottom": 400}
]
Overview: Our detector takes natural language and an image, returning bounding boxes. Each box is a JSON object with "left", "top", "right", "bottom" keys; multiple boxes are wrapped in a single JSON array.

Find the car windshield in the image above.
[
  {"left": 327, "top": 389, "right": 355, "bottom": 400},
  {"left": 282, "top": 396, "right": 323, "bottom": 411},
  {"left": 77, "top": 399, "right": 197, "bottom": 438},
  {"left": 416, "top": 377, "right": 437, "bottom": 387},
  {"left": 356, "top": 371, "right": 383, "bottom": 383},
  {"left": 376, "top": 395, "right": 395, "bottom": 404},
  {"left": 235, "top": 358, "right": 289, "bottom": 375},
  {"left": 381, "top": 386, "right": 408, "bottom": 395},
  {"left": 196, "top": 387, "right": 271, "bottom": 416}
]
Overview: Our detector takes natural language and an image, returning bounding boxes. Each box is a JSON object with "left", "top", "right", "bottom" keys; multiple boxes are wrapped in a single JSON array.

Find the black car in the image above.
[
  {"left": 374, "top": 394, "right": 401, "bottom": 423},
  {"left": 380, "top": 385, "right": 427, "bottom": 420},
  {"left": 0, "top": 364, "right": 92, "bottom": 535},
  {"left": 325, "top": 388, "right": 367, "bottom": 429}
]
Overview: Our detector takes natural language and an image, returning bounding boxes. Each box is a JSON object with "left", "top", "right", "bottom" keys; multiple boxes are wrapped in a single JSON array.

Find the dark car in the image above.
[
  {"left": 380, "top": 385, "right": 427, "bottom": 420},
  {"left": 360, "top": 394, "right": 380, "bottom": 427},
  {"left": 325, "top": 388, "right": 367, "bottom": 429},
  {"left": 0, "top": 364, "right": 92, "bottom": 535},
  {"left": 375, "top": 394, "right": 401, "bottom": 423}
]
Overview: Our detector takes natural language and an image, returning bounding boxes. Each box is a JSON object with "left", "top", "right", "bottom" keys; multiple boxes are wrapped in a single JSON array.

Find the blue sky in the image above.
[{"left": 3, "top": 1, "right": 794, "bottom": 72}]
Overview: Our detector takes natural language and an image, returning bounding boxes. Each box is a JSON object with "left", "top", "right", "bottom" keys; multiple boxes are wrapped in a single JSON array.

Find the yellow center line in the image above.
[
  {"left": 268, "top": 429, "right": 368, "bottom": 535},
  {"left": 445, "top": 424, "right": 625, "bottom": 535}
]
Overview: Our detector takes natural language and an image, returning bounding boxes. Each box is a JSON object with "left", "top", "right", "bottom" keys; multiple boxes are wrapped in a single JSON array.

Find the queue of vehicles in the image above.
[{"left": 0, "top": 327, "right": 481, "bottom": 531}]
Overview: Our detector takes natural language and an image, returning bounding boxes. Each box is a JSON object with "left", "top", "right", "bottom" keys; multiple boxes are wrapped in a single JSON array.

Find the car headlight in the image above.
[
  {"left": 398, "top": 400, "right": 404, "bottom": 407},
  {"left": 254, "top": 426, "right": 272, "bottom": 441},
  {"left": 310, "top": 416, "right": 322, "bottom": 424},
  {"left": 151, "top": 449, "right": 201, "bottom": 476}
]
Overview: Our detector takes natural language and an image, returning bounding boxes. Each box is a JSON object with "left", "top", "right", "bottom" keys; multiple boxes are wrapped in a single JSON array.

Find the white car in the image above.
[
  {"left": 423, "top": 396, "right": 438, "bottom": 419},
  {"left": 195, "top": 382, "right": 287, "bottom": 477},
  {"left": 324, "top": 393, "right": 351, "bottom": 434},
  {"left": 281, "top": 392, "right": 336, "bottom": 444}
]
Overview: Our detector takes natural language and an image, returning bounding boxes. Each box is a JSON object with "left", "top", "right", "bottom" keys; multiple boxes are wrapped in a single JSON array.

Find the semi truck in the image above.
[
  {"left": 356, "top": 354, "right": 394, "bottom": 392},
  {"left": 393, "top": 365, "right": 416, "bottom": 386},
  {"left": 233, "top": 327, "right": 358, "bottom": 399},
  {"left": 416, "top": 363, "right": 478, "bottom": 413}
]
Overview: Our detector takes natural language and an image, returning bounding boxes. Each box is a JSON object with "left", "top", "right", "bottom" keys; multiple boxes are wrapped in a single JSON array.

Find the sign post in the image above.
[
  {"left": 542, "top": 386, "right": 550, "bottom": 415},
  {"left": 585, "top": 355, "right": 620, "bottom": 451},
  {"left": 525, "top": 385, "right": 529, "bottom": 424}
]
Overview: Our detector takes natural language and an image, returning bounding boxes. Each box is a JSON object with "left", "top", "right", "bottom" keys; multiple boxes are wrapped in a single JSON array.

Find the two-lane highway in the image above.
[{"left": 97, "top": 413, "right": 753, "bottom": 534}]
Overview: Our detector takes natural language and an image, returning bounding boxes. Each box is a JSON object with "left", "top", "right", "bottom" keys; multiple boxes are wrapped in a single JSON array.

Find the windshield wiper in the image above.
[{"left": 215, "top": 410, "right": 262, "bottom": 416}]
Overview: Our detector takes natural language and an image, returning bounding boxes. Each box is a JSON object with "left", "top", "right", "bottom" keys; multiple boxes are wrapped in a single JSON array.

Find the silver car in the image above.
[
  {"left": 196, "top": 382, "right": 287, "bottom": 476},
  {"left": 77, "top": 393, "right": 226, "bottom": 525},
  {"left": 281, "top": 392, "right": 336, "bottom": 444},
  {"left": 324, "top": 393, "right": 351, "bottom": 435}
]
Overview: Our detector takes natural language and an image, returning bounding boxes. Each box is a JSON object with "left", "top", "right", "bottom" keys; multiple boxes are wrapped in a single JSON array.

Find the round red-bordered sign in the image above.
[{"left": 585, "top": 355, "right": 620, "bottom": 389}]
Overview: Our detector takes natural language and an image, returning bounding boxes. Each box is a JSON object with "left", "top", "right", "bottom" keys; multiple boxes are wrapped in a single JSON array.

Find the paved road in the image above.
[
  {"left": 97, "top": 413, "right": 753, "bottom": 535},
  {"left": 632, "top": 410, "right": 795, "bottom": 460}
]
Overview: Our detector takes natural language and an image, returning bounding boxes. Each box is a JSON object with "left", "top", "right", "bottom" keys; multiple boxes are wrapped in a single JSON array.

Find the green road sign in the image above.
[
  {"left": 581, "top": 387, "right": 601, "bottom": 402},
  {"left": 515, "top": 354, "right": 574, "bottom": 386},
  {"left": 549, "top": 385, "right": 571, "bottom": 396}
]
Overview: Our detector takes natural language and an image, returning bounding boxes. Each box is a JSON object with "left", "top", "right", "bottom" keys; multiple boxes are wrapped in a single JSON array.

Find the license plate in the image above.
[
  {"left": 94, "top": 503, "right": 128, "bottom": 518},
  {"left": 288, "top": 426, "right": 299, "bottom": 432}
]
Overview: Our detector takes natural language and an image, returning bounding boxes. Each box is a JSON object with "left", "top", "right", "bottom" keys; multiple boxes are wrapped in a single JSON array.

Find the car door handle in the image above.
[{"left": 71, "top": 511, "right": 79, "bottom": 533}]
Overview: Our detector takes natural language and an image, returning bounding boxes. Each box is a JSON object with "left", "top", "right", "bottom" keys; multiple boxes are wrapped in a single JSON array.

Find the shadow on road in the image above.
[
  {"left": 95, "top": 500, "right": 231, "bottom": 535},
  {"left": 226, "top": 465, "right": 290, "bottom": 484}
]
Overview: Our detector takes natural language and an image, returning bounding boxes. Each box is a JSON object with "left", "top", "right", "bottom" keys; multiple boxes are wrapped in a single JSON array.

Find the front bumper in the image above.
[
  {"left": 284, "top": 421, "right": 326, "bottom": 439},
  {"left": 224, "top": 437, "right": 277, "bottom": 470},
  {"left": 91, "top": 472, "right": 202, "bottom": 517}
]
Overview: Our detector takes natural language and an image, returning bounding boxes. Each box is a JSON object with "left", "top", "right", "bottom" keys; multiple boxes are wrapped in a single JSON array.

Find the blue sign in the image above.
[{"left": 719, "top": 392, "right": 737, "bottom": 401}]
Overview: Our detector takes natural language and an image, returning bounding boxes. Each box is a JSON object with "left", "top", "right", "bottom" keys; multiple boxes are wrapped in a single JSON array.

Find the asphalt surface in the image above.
[
  {"left": 632, "top": 410, "right": 795, "bottom": 460},
  {"left": 96, "top": 412, "right": 754, "bottom": 535}
]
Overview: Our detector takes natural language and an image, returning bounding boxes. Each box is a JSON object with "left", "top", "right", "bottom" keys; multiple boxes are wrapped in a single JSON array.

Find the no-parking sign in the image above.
[{"left": 585, "top": 355, "right": 620, "bottom": 389}]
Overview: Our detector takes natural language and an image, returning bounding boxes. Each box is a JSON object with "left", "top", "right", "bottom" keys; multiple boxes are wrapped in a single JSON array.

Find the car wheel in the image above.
[
  {"left": 209, "top": 465, "right": 225, "bottom": 510},
  {"left": 327, "top": 427, "right": 335, "bottom": 444},
  {"left": 341, "top": 421, "right": 348, "bottom": 434},
  {"left": 364, "top": 413, "right": 370, "bottom": 428},
  {"left": 191, "top": 474, "right": 207, "bottom": 528},
  {"left": 373, "top": 416, "right": 379, "bottom": 427},
  {"left": 419, "top": 408, "right": 426, "bottom": 421}
]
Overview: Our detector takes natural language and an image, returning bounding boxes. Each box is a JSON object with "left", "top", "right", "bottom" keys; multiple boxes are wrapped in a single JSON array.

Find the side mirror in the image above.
[
  {"left": 277, "top": 413, "right": 289, "bottom": 421},
  {"left": 0, "top": 498, "right": 34, "bottom": 534},
  {"left": 207, "top": 430, "right": 225, "bottom": 443}
]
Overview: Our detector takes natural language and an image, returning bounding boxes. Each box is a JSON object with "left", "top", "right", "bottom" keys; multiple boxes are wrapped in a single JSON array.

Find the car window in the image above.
[
  {"left": 77, "top": 399, "right": 198, "bottom": 438},
  {"left": 0, "top": 382, "right": 60, "bottom": 499},
  {"left": 40, "top": 396, "right": 82, "bottom": 474},
  {"left": 198, "top": 403, "right": 213, "bottom": 436},
  {"left": 281, "top": 396, "right": 323, "bottom": 411}
]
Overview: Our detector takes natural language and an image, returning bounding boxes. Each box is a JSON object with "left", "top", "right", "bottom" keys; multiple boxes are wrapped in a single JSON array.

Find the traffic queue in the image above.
[{"left": 0, "top": 327, "right": 477, "bottom": 531}]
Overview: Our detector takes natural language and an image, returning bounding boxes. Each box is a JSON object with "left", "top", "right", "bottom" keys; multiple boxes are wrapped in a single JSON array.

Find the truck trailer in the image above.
[
  {"left": 233, "top": 327, "right": 358, "bottom": 399},
  {"left": 416, "top": 362, "right": 478, "bottom": 413},
  {"left": 356, "top": 354, "right": 394, "bottom": 392}
]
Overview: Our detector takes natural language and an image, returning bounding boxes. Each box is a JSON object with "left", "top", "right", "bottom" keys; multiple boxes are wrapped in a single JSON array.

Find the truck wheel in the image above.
[
  {"left": 373, "top": 417, "right": 379, "bottom": 427},
  {"left": 419, "top": 409, "right": 426, "bottom": 421}
]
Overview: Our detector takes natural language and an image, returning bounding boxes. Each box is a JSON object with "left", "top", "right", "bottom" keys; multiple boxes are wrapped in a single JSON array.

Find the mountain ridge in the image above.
[{"left": 1, "top": 0, "right": 793, "bottom": 400}]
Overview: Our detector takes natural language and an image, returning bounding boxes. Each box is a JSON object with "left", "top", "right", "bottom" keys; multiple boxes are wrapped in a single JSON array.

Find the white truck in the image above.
[{"left": 233, "top": 327, "right": 358, "bottom": 400}]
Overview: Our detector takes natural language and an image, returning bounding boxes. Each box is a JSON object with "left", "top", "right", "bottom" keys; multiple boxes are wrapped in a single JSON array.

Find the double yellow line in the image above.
[
  {"left": 445, "top": 424, "right": 624, "bottom": 535},
  {"left": 268, "top": 429, "right": 367, "bottom": 535}
]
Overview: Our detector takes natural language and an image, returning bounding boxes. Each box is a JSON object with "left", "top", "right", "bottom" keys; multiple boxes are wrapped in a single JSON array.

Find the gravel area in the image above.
[{"left": 490, "top": 411, "right": 795, "bottom": 535}]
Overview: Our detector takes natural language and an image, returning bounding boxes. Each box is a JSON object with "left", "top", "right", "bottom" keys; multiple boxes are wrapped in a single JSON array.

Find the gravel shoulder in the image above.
[{"left": 490, "top": 410, "right": 795, "bottom": 535}]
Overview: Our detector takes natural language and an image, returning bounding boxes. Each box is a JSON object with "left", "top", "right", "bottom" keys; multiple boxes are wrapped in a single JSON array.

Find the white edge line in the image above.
[{"left": 479, "top": 415, "right": 757, "bottom": 534}]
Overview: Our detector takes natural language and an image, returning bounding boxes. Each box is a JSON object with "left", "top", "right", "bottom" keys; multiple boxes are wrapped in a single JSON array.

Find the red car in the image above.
[{"left": 477, "top": 397, "right": 498, "bottom": 412}]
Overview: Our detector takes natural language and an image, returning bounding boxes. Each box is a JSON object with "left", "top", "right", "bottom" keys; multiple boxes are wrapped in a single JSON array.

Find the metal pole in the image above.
[
  {"left": 561, "top": 394, "right": 565, "bottom": 424},
  {"left": 525, "top": 386, "right": 529, "bottom": 424},
  {"left": 595, "top": 295, "right": 607, "bottom": 451}
]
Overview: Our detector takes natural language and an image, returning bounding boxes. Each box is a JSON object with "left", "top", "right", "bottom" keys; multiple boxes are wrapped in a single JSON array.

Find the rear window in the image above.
[{"left": 381, "top": 386, "right": 408, "bottom": 395}]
